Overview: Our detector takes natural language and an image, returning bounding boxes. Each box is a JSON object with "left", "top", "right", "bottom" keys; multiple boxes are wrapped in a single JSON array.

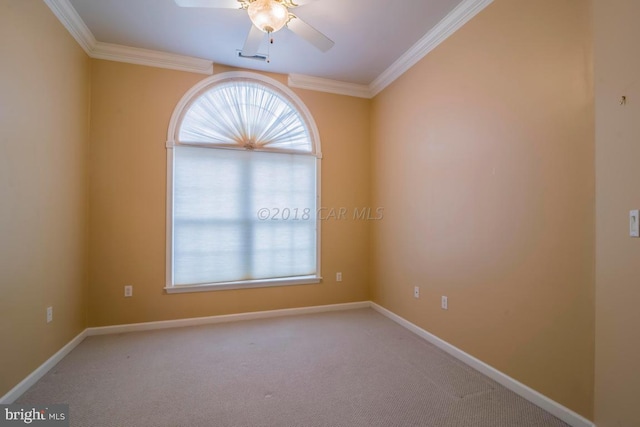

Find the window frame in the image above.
[{"left": 165, "top": 71, "right": 322, "bottom": 294}]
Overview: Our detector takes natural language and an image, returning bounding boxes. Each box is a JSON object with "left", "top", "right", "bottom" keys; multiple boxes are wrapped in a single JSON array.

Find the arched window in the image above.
[{"left": 166, "top": 72, "right": 321, "bottom": 293}]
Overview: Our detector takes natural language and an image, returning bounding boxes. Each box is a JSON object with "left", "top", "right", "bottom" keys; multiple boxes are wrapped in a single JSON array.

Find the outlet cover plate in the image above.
[{"left": 631, "top": 210, "right": 639, "bottom": 237}]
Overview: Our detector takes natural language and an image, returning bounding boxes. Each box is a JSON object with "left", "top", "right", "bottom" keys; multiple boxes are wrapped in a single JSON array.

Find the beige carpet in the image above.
[{"left": 17, "top": 308, "right": 569, "bottom": 427}]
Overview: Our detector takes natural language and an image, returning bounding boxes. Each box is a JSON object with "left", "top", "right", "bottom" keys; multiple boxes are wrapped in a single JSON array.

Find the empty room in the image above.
[{"left": 0, "top": 0, "right": 638, "bottom": 426}]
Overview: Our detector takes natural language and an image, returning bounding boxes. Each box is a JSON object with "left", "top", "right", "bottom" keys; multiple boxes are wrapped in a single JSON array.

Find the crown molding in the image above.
[
  {"left": 43, "top": 0, "right": 213, "bottom": 75},
  {"left": 369, "top": 0, "right": 494, "bottom": 97},
  {"left": 289, "top": 0, "right": 493, "bottom": 99},
  {"left": 44, "top": 0, "right": 493, "bottom": 96},
  {"left": 43, "top": 0, "right": 96, "bottom": 54},
  {"left": 92, "top": 42, "right": 214, "bottom": 75},
  {"left": 288, "top": 74, "right": 372, "bottom": 99}
]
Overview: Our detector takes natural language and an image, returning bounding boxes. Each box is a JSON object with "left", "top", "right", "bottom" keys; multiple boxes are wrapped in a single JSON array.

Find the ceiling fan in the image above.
[{"left": 175, "top": 0, "right": 335, "bottom": 60}]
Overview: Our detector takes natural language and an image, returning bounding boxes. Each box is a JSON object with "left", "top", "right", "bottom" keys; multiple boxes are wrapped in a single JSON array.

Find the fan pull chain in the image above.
[{"left": 267, "top": 30, "right": 273, "bottom": 63}]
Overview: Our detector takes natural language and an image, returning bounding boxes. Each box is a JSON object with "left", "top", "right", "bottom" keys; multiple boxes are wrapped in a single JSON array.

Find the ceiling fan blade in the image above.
[
  {"left": 287, "top": 15, "right": 334, "bottom": 52},
  {"left": 287, "top": 0, "right": 316, "bottom": 6},
  {"left": 174, "top": 0, "right": 241, "bottom": 9},
  {"left": 241, "top": 25, "right": 265, "bottom": 57}
]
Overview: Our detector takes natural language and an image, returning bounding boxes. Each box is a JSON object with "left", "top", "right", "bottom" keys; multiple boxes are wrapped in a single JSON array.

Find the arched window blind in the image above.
[
  {"left": 166, "top": 72, "right": 321, "bottom": 292},
  {"left": 179, "top": 79, "right": 313, "bottom": 153}
]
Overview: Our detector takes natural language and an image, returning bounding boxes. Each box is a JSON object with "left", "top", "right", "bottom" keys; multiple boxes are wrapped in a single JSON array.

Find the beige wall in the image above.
[
  {"left": 6, "top": 0, "right": 625, "bottom": 419},
  {"left": 0, "top": 0, "right": 90, "bottom": 396},
  {"left": 593, "top": 0, "right": 640, "bottom": 425},
  {"left": 87, "top": 61, "right": 370, "bottom": 326},
  {"left": 371, "top": 0, "right": 595, "bottom": 418}
]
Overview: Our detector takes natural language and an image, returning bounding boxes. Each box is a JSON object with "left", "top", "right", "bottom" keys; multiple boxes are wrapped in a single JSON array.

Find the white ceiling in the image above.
[{"left": 66, "top": 0, "right": 466, "bottom": 86}]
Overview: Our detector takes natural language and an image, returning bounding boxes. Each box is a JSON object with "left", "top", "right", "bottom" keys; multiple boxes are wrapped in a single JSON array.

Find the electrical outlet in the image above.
[
  {"left": 441, "top": 296, "right": 448, "bottom": 310},
  {"left": 46, "top": 306, "right": 53, "bottom": 323},
  {"left": 124, "top": 285, "right": 133, "bottom": 297},
  {"left": 414, "top": 286, "right": 420, "bottom": 299},
  {"left": 336, "top": 272, "right": 342, "bottom": 282},
  {"left": 630, "top": 210, "right": 639, "bottom": 237}
]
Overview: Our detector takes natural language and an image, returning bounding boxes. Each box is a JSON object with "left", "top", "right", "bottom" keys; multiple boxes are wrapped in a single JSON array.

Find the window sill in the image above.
[{"left": 165, "top": 275, "right": 322, "bottom": 294}]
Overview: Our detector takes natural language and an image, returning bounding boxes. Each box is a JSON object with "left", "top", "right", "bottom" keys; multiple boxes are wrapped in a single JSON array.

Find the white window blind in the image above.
[
  {"left": 173, "top": 146, "right": 317, "bottom": 286},
  {"left": 167, "top": 74, "right": 320, "bottom": 291},
  {"left": 179, "top": 79, "right": 312, "bottom": 153}
]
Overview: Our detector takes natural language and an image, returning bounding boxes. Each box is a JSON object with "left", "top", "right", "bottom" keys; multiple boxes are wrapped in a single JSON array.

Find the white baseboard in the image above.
[
  {"left": 2, "top": 299, "right": 596, "bottom": 427},
  {"left": 1, "top": 302, "right": 368, "bottom": 403},
  {"left": 0, "top": 329, "right": 88, "bottom": 404},
  {"left": 369, "top": 302, "right": 595, "bottom": 427},
  {"left": 87, "top": 301, "right": 370, "bottom": 336}
]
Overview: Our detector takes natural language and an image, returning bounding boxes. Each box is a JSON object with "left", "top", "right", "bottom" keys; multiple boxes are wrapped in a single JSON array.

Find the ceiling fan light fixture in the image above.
[{"left": 247, "top": 0, "right": 289, "bottom": 33}]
